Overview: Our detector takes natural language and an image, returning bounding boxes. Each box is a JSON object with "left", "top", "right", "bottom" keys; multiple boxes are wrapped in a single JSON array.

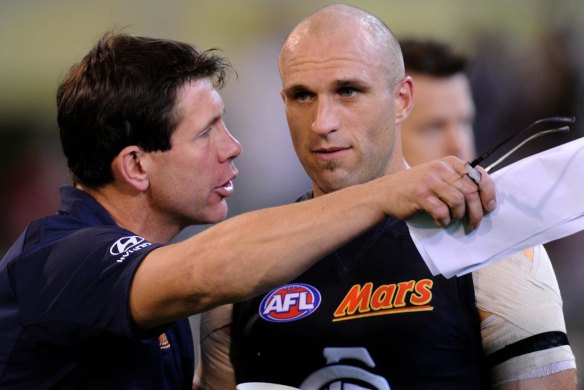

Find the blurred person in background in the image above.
[
  {"left": 399, "top": 39, "right": 476, "bottom": 166},
  {"left": 0, "top": 31, "right": 495, "bottom": 388},
  {"left": 197, "top": 5, "right": 576, "bottom": 389},
  {"left": 399, "top": 37, "right": 577, "bottom": 389}
]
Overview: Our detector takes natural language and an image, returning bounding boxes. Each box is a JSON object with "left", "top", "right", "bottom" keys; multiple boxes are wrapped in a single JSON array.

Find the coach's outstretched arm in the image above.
[{"left": 128, "top": 157, "right": 494, "bottom": 328}]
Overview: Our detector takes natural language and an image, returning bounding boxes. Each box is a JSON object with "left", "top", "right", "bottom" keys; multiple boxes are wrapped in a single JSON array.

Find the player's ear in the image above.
[
  {"left": 394, "top": 76, "right": 414, "bottom": 124},
  {"left": 113, "top": 146, "right": 150, "bottom": 192}
]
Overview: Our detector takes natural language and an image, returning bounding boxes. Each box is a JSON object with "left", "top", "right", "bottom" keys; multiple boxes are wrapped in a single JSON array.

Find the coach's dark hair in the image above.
[
  {"left": 57, "top": 32, "right": 233, "bottom": 188},
  {"left": 399, "top": 38, "right": 467, "bottom": 77}
]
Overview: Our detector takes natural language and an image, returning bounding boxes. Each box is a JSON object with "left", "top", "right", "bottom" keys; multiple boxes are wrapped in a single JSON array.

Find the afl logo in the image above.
[{"left": 259, "top": 283, "right": 321, "bottom": 323}]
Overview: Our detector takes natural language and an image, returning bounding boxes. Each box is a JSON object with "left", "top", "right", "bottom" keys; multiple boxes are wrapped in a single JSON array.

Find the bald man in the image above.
[{"left": 197, "top": 5, "right": 575, "bottom": 389}]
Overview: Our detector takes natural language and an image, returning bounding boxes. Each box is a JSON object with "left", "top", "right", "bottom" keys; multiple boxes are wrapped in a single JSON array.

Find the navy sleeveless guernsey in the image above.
[{"left": 231, "top": 193, "right": 488, "bottom": 389}]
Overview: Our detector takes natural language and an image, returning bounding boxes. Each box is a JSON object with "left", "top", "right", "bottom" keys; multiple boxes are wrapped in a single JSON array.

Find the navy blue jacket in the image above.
[{"left": 0, "top": 186, "right": 194, "bottom": 389}]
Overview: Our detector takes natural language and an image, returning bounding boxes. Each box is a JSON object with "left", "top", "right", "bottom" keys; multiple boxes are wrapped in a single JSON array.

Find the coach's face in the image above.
[{"left": 147, "top": 78, "right": 241, "bottom": 227}]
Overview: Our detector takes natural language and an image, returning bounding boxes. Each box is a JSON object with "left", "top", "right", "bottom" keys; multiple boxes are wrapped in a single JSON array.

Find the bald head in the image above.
[{"left": 279, "top": 4, "right": 404, "bottom": 87}]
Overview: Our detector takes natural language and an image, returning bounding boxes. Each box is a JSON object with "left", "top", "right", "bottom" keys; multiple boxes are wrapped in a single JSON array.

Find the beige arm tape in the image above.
[{"left": 473, "top": 245, "right": 576, "bottom": 386}]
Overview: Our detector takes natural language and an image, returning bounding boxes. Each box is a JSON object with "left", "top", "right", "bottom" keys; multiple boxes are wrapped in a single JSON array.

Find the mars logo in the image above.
[
  {"left": 259, "top": 283, "right": 321, "bottom": 323},
  {"left": 110, "top": 235, "right": 152, "bottom": 263}
]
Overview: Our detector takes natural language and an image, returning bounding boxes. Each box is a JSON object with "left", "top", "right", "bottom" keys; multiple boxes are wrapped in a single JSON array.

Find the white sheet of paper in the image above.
[{"left": 407, "top": 136, "right": 584, "bottom": 278}]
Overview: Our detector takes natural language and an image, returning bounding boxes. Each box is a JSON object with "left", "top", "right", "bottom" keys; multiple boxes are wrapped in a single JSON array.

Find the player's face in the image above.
[
  {"left": 147, "top": 78, "right": 241, "bottom": 226},
  {"left": 402, "top": 73, "right": 476, "bottom": 167},
  {"left": 280, "top": 30, "right": 409, "bottom": 196}
]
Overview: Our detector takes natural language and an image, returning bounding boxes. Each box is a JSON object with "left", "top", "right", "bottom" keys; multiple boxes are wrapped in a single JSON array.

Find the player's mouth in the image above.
[{"left": 313, "top": 146, "right": 351, "bottom": 160}]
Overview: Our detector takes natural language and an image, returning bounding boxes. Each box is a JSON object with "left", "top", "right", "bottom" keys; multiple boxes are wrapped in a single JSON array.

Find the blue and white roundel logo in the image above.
[{"left": 259, "top": 283, "right": 321, "bottom": 323}]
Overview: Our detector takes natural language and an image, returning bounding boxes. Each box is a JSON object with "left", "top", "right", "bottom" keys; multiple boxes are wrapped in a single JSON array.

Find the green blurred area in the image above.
[{"left": 0, "top": 0, "right": 580, "bottom": 119}]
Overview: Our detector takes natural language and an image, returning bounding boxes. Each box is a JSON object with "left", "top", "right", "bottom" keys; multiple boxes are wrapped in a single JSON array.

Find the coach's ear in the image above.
[{"left": 114, "top": 145, "right": 149, "bottom": 192}]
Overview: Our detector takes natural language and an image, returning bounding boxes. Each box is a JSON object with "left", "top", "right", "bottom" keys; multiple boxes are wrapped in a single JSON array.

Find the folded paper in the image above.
[{"left": 407, "top": 136, "right": 584, "bottom": 278}]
